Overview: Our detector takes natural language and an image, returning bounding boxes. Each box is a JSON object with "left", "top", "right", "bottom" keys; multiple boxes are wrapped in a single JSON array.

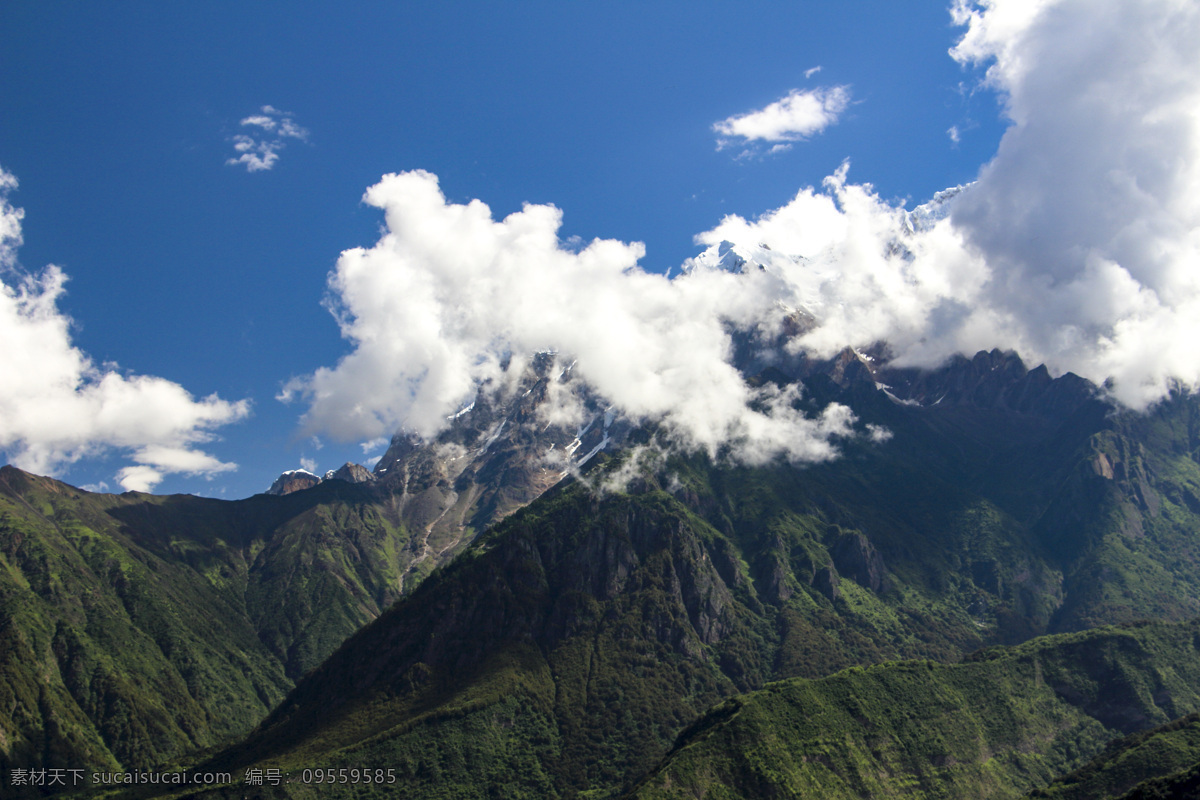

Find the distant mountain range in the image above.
[
  {"left": 163, "top": 348, "right": 1200, "bottom": 800},
  {"left": 6, "top": 338, "right": 1200, "bottom": 798}
]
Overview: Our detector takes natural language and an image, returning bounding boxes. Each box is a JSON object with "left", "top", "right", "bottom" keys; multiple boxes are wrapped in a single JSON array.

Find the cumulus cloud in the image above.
[
  {"left": 714, "top": 86, "right": 850, "bottom": 153},
  {"left": 0, "top": 167, "right": 250, "bottom": 491},
  {"left": 281, "top": 170, "right": 857, "bottom": 465},
  {"left": 946, "top": 0, "right": 1200, "bottom": 406},
  {"left": 288, "top": 0, "right": 1200, "bottom": 468},
  {"left": 359, "top": 436, "right": 389, "bottom": 454},
  {"left": 694, "top": 165, "right": 989, "bottom": 365},
  {"left": 696, "top": 0, "right": 1200, "bottom": 408},
  {"left": 226, "top": 105, "right": 309, "bottom": 172}
]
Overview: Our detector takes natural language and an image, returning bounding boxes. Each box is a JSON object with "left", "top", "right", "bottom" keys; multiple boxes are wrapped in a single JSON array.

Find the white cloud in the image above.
[
  {"left": 115, "top": 465, "right": 164, "bottom": 494},
  {"left": 282, "top": 170, "right": 857, "bottom": 465},
  {"left": 287, "top": 0, "right": 1200, "bottom": 469},
  {"left": 299, "top": 457, "right": 317, "bottom": 473},
  {"left": 714, "top": 86, "right": 850, "bottom": 152},
  {"left": 0, "top": 167, "right": 250, "bottom": 491},
  {"left": 359, "top": 436, "right": 389, "bottom": 454},
  {"left": 0, "top": 169, "right": 21, "bottom": 265},
  {"left": 694, "top": 164, "right": 990, "bottom": 364},
  {"left": 866, "top": 424, "right": 893, "bottom": 444},
  {"left": 226, "top": 105, "right": 309, "bottom": 173},
  {"left": 947, "top": 0, "right": 1200, "bottom": 406},
  {"left": 694, "top": 0, "right": 1200, "bottom": 409}
]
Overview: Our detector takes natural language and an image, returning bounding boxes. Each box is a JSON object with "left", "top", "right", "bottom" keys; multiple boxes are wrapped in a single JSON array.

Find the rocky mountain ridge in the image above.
[{"left": 264, "top": 462, "right": 377, "bottom": 496}]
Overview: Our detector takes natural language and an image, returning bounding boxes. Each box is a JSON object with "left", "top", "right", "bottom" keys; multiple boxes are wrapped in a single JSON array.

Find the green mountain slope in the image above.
[
  {"left": 1029, "top": 711, "right": 1200, "bottom": 799},
  {"left": 134, "top": 357, "right": 1200, "bottom": 800},
  {"left": 630, "top": 621, "right": 1200, "bottom": 800},
  {"left": 12, "top": 351, "right": 1200, "bottom": 799},
  {"left": 1116, "top": 762, "right": 1200, "bottom": 799},
  {"left": 0, "top": 467, "right": 418, "bottom": 790}
]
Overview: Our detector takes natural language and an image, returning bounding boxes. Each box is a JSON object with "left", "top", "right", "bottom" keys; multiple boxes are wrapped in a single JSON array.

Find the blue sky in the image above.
[{"left": 5, "top": 1, "right": 1195, "bottom": 498}]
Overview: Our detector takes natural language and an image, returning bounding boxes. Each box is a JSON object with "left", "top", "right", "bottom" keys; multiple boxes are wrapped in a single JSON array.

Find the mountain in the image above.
[
  {"left": 1029, "top": 711, "right": 1200, "bottom": 799},
  {"left": 264, "top": 463, "right": 376, "bottom": 496},
  {"left": 0, "top": 468, "right": 421, "bottom": 790},
  {"left": 142, "top": 352, "right": 1200, "bottom": 799},
  {"left": 272, "top": 350, "right": 630, "bottom": 591},
  {"left": 9, "top": 341, "right": 1200, "bottom": 799},
  {"left": 631, "top": 620, "right": 1200, "bottom": 800},
  {"left": 324, "top": 462, "right": 376, "bottom": 485},
  {"left": 264, "top": 469, "right": 321, "bottom": 496},
  {"left": 0, "top": 353, "right": 635, "bottom": 794}
]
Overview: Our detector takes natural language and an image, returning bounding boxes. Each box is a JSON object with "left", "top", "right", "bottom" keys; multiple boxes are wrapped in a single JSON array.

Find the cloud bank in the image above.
[
  {"left": 290, "top": 0, "right": 1200, "bottom": 463},
  {"left": 714, "top": 85, "right": 850, "bottom": 154},
  {"left": 226, "top": 105, "right": 309, "bottom": 173},
  {"left": 282, "top": 169, "right": 857, "bottom": 464},
  {"left": 0, "top": 168, "right": 250, "bottom": 491}
]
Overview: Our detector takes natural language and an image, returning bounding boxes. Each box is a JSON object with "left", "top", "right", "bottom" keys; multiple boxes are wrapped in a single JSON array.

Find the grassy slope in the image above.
[{"left": 631, "top": 621, "right": 1200, "bottom": 800}]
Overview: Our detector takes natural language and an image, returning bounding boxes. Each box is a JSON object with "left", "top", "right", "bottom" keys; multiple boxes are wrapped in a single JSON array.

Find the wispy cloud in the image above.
[
  {"left": 226, "top": 105, "right": 309, "bottom": 173},
  {"left": 714, "top": 86, "right": 850, "bottom": 156},
  {"left": 0, "top": 167, "right": 250, "bottom": 491}
]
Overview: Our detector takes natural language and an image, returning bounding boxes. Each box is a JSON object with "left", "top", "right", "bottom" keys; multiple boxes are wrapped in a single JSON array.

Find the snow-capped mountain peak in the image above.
[
  {"left": 683, "top": 239, "right": 805, "bottom": 276},
  {"left": 903, "top": 184, "right": 970, "bottom": 234}
]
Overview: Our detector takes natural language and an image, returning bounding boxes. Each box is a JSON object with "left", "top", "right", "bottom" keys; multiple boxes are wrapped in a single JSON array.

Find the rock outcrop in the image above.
[
  {"left": 264, "top": 469, "right": 321, "bottom": 496},
  {"left": 324, "top": 462, "right": 376, "bottom": 484}
]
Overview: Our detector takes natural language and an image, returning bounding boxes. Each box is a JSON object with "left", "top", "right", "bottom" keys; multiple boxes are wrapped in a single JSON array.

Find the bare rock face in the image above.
[
  {"left": 369, "top": 352, "right": 631, "bottom": 585},
  {"left": 257, "top": 355, "right": 629, "bottom": 591},
  {"left": 325, "top": 462, "right": 376, "bottom": 485},
  {"left": 265, "top": 470, "right": 321, "bottom": 496},
  {"left": 813, "top": 564, "right": 841, "bottom": 603},
  {"left": 263, "top": 463, "right": 376, "bottom": 495},
  {"left": 829, "top": 530, "right": 888, "bottom": 593},
  {"left": 264, "top": 333, "right": 1101, "bottom": 595}
]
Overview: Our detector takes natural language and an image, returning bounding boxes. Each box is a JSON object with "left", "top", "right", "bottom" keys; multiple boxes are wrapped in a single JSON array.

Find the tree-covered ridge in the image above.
[
  {"left": 1030, "top": 710, "right": 1200, "bottom": 799},
  {"left": 100, "top": 359, "right": 1200, "bottom": 800},
  {"left": 0, "top": 467, "right": 418, "bottom": 791},
  {"left": 632, "top": 621, "right": 1200, "bottom": 800}
]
